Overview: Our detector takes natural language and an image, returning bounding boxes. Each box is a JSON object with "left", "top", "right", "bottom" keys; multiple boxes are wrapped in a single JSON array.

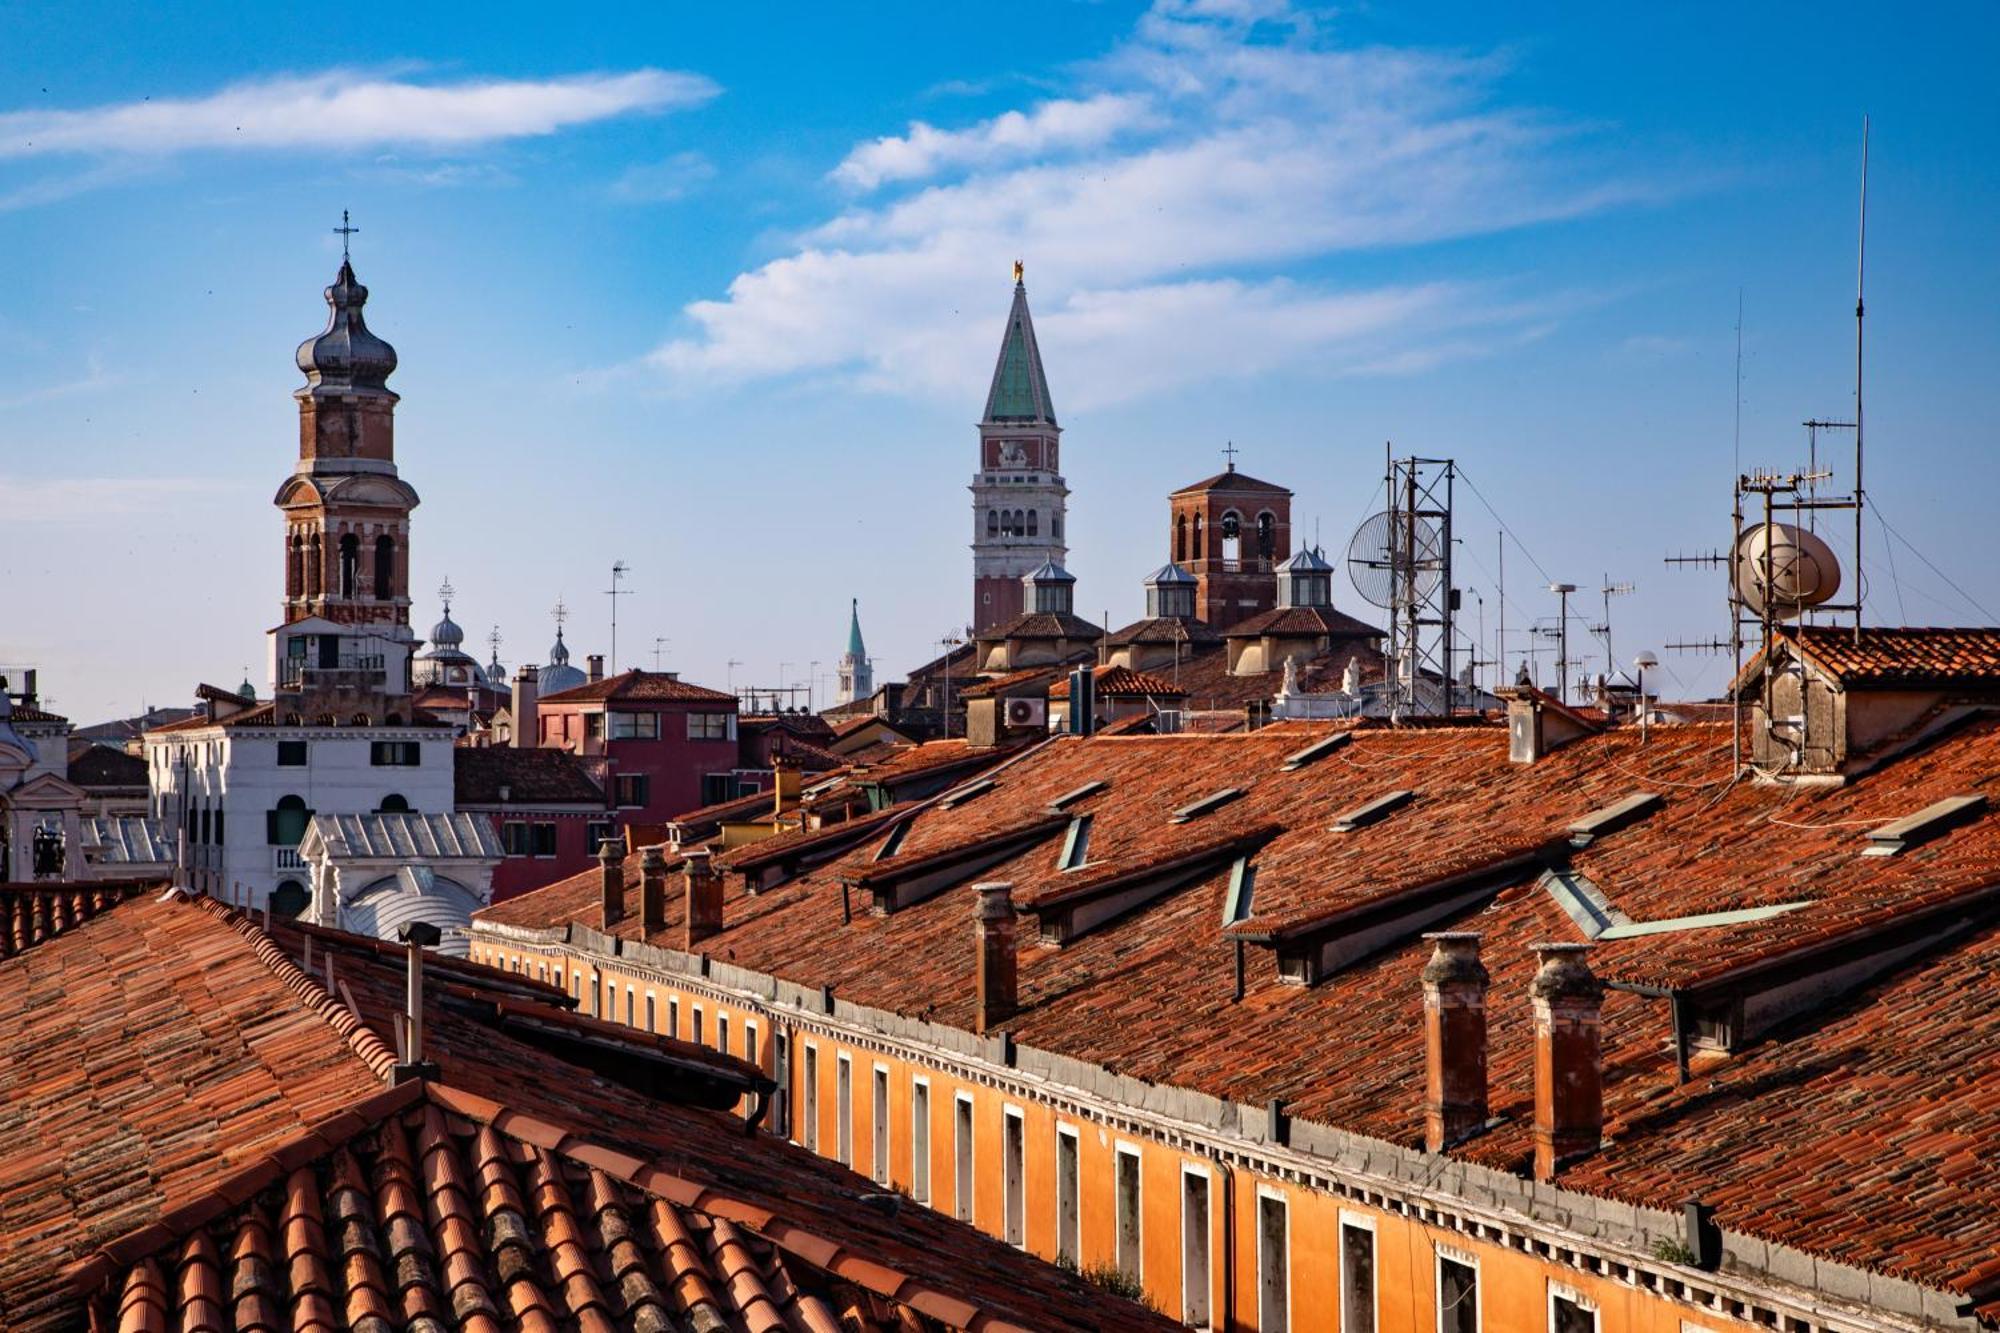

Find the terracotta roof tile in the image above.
[
  {"left": 454, "top": 746, "right": 607, "bottom": 806},
  {"left": 1738, "top": 624, "right": 2000, "bottom": 690},
  {"left": 1049, "top": 665, "right": 1186, "bottom": 699},
  {"left": 540, "top": 669, "right": 735, "bottom": 706}
]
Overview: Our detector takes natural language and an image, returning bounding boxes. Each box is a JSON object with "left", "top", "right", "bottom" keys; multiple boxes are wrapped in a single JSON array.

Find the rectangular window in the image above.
[
  {"left": 1438, "top": 1254, "right": 1479, "bottom": 1333},
  {"left": 911, "top": 1079, "right": 932, "bottom": 1205},
  {"left": 608, "top": 710, "right": 660, "bottom": 740},
  {"left": 1115, "top": 1145, "right": 1142, "bottom": 1282},
  {"left": 1550, "top": 1287, "right": 1597, "bottom": 1333},
  {"left": 1340, "top": 1216, "right": 1376, "bottom": 1333},
  {"left": 691, "top": 1006, "right": 704, "bottom": 1046},
  {"left": 585, "top": 713, "right": 603, "bottom": 740},
  {"left": 370, "top": 740, "right": 421, "bottom": 766},
  {"left": 501, "top": 821, "right": 529, "bottom": 855},
  {"left": 954, "top": 1094, "right": 975, "bottom": 1222},
  {"left": 528, "top": 821, "right": 556, "bottom": 856},
  {"left": 1058, "top": 813, "right": 1093, "bottom": 870},
  {"left": 276, "top": 740, "right": 308, "bottom": 766},
  {"left": 668, "top": 997, "right": 680, "bottom": 1039},
  {"left": 1055, "top": 1125, "right": 1080, "bottom": 1267},
  {"left": 1182, "top": 1169, "right": 1212, "bottom": 1328},
  {"left": 614, "top": 774, "right": 651, "bottom": 809},
  {"left": 872, "top": 1066, "right": 891, "bottom": 1186},
  {"left": 771, "top": 1028, "right": 790, "bottom": 1137},
  {"left": 700, "top": 773, "right": 738, "bottom": 805},
  {"left": 587, "top": 821, "right": 615, "bottom": 853},
  {"left": 743, "top": 1021, "right": 759, "bottom": 1068},
  {"left": 687, "top": 712, "right": 734, "bottom": 741},
  {"left": 644, "top": 992, "right": 656, "bottom": 1032},
  {"left": 802, "top": 1044, "right": 819, "bottom": 1152},
  {"left": 624, "top": 987, "right": 635, "bottom": 1027},
  {"left": 1002, "top": 1107, "right": 1025, "bottom": 1247},
  {"left": 1258, "top": 1191, "right": 1289, "bottom": 1333},
  {"left": 716, "top": 1012, "right": 730, "bottom": 1055},
  {"left": 836, "top": 1055, "right": 854, "bottom": 1166}
]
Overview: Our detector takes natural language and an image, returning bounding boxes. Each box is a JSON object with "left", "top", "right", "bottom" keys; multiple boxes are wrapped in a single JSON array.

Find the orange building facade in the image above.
[{"left": 469, "top": 927, "right": 1795, "bottom": 1333}]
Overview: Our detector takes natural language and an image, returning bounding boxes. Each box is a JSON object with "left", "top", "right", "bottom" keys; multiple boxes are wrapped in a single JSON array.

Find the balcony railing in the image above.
[
  {"left": 279, "top": 655, "right": 388, "bottom": 689},
  {"left": 274, "top": 847, "right": 306, "bottom": 872}
]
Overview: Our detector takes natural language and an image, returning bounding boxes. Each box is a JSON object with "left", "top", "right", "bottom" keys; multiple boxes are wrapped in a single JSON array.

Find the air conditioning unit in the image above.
[{"left": 1004, "top": 697, "right": 1047, "bottom": 729}]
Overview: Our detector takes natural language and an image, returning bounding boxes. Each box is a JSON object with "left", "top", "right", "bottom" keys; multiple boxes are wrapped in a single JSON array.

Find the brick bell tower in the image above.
[
  {"left": 269, "top": 223, "right": 421, "bottom": 696},
  {"left": 970, "top": 263, "right": 1068, "bottom": 633},
  {"left": 1168, "top": 455, "right": 1294, "bottom": 630}
]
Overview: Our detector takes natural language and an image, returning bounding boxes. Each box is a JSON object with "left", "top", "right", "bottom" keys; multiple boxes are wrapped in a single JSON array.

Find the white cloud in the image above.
[
  {"left": 0, "top": 68, "right": 717, "bottom": 158},
  {"left": 643, "top": 2, "right": 1664, "bottom": 407},
  {"left": 832, "top": 93, "right": 1158, "bottom": 190},
  {"left": 609, "top": 150, "right": 718, "bottom": 203}
]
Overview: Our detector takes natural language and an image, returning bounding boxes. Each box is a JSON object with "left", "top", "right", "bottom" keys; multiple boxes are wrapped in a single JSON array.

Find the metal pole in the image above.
[{"left": 1853, "top": 116, "right": 1869, "bottom": 641}]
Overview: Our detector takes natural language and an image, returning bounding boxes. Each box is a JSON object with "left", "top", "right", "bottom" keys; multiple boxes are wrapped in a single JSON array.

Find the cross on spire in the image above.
[
  {"left": 437, "top": 576, "right": 455, "bottom": 610},
  {"left": 551, "top": 599, "right": 568, "bottom": 630},
  {"left": 1222, "top": 440, "right": 1239, "bottom": 470},
  {"left": 487, "top": 626, "right": 503, "bottom": 657},
  {"left": 333, "top": 209, "right": 359, "bottom": 260}
]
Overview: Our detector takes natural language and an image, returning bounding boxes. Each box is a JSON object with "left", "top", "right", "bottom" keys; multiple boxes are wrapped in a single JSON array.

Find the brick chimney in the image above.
[
  {"left": 587, "top": 654, "right": 605, "bottom": 684},
  {"left": 683, "top": 846, "right": 722, "bottom": 949},
  {"left": 1420, "top": 932, "right": 1489, "bottom": 1152},
  {"left": 973, "top": 881, "right": 1018, "bottom": 1034},
  {"left": 510, "top": 664, "right": 539, "bottom": 749},
  {"left": 597, "top": 834, "right": 626, "bottom": 928},
  {"left": 1529, "top": 942, "right": 1605, "bottom": 1181},
  {"left": 639, "top": 844, "right": 668, "bottom": 936},
  {"left": 773, "top": 759, "right": 802, "bottom": 820}
]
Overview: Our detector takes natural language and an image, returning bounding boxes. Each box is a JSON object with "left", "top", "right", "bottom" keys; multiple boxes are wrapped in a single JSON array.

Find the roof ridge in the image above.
[{"left": 189, "top": 895, "right": 398, "bottom": 1080}]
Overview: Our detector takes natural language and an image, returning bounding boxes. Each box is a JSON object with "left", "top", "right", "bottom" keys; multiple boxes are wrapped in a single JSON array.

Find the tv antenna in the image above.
[
  {"left": 652, "top": 637, "right": 671, "bottom": 671},
  {"left": 605, "top": 561, "right": 632, "bottom": 674},
  {"left": 1346, "top": 451, "right": 1457, "bottom": 717},
  {"left": 1589, "top": 578, "right": 1635, "bottom": 679}
]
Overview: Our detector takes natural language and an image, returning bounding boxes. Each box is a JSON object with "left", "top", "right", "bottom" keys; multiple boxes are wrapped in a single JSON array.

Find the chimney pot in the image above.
[
  {"left": 1529, "top": 941, "right": 1605, "bottom": 1181},
  {"left": 587, "top": 654, "right": 605, "bottom": 684},
  {"left": 511, "top": 664, "right": 539, "bottom": 749},
  {"left": 598, "top": 835, "right": 626, "bottom": 928},
  {"left": 639, "top": 844, "right": 668, "bottom": 936},
  {"left": 973, "top": 880, "right": 1018, "bottom": 1034},
  {"left": 393, "top": 920, "right": 442, "bottom": 1083},
  {"left": 1421, "top": 931, "right": 1490, "bottom": 1152},
  {"left": 683, "top": 846, "right": 723, "bottom": 949}
]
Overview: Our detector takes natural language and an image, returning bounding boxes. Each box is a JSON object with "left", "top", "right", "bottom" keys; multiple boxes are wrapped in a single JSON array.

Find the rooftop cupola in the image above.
[
  {"left": 1276, "top": 544, "right": 1334, "bottom": 609},
  {"left": 1144, "top": 562, "right": 1198, "bottom": 619},
  {"left": 296, "top": 258, "right": 398, "bottom": 396},
  {"left": 1024, "top": 559, "right": 1077, "bottom": 616}
]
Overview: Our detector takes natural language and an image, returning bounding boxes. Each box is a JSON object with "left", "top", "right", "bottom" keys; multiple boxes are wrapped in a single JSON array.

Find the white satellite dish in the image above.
[{"left": 1733, "top": 522, "right": 1842, "bottom": 619}]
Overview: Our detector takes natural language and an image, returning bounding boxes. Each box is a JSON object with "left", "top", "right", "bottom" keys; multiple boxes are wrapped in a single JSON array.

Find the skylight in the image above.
[
  {"left": 1862, "top": 794, "right": 1988, "bottom": 857},
  {"left": 1170, "top": 787, "right": 1244, "bottom": 823},
  {"left": 1049, "top": 780, "right": 1108, "bottom": 810},
  {"left": 1280, "top": 732, "right": 1351, "bottom": 771},
  {"left": 1331, "top": 789, "right": 1414, "bottom": 833}
]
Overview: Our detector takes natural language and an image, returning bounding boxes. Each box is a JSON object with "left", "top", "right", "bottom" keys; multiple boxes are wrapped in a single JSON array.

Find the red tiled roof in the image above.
[
  {"left": 541, "top": 669, "right": 736, "bottom": 706},
  {"left": 1, "top": 894, "right": 1171, "bottom": 1332},
  {"left": 1169, "top": 468, "right": 1292, "bottom": 496},
  {"left": 957, "top": 666, "right": 1061, "bottom": 700},
  {"left": 1224, "top": 604, "right": 1383, "bottom": 640},
  {"left": 64, "top": 743, "right": 147, "bottom": 790},
  {"left": 473, "top": 714, "right": 2000, "bottom": 1310},
  {"left": 0, "top": 882, "right": 151, "bottom": 958},
  {"left": 1740, "top": 625, "right": 2000, "bottom": 690},
  {"left": 454, "top": 745, "right": 608, "bottom": 806},
  {"left": 6, "top": 704, "right": 68, "bottom": 724},
  {"left": 1101, "top": 615, "right": 1224, "bottom": 648},
  {"left": 974, "top": 611, "right": 1104, "bottom": 644},
  {"left": 1049, "top": 666, "right": 1185, "bottom": 700}
]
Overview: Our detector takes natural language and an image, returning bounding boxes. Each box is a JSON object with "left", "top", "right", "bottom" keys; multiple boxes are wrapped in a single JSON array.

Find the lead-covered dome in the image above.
[{"left": 296, "top": 259, "right": 398, "bottom": 391}]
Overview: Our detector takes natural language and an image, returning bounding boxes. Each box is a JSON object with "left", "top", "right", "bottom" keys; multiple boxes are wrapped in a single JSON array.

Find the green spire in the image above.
[
  {"left": 982, "top": 270, "right": 1056, "bottom": 425},
  {"left": 846, "top": 598, "right": 866, "bottom": 657}
]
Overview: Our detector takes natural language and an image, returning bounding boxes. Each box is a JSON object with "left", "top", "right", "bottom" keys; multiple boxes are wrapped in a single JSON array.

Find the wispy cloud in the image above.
[
  {"left": 0, "top": 476, "right": 240, "bottom": 522},
  {"left": 643, "top": 1, "right": 1668, "bottom": 408},
  {"left": 832, "top": 93, "right": 1158, "bottom": 190},
  {"left": 609, "top": 150, "right": 717, "bottom": 203},
  {"left": 0, "top": 68, "right": 718, "bottom": 158}
]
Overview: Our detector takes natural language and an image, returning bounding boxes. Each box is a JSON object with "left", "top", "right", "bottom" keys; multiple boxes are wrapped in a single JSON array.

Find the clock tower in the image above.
[{"left": 970, "top": 265, "right": 1068, "bottom": 633}]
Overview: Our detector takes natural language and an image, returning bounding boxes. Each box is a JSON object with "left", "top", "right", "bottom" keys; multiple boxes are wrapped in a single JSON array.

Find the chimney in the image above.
[
  {"left": 586, "top": 654, "right": 605, "bottom": 684},
  {"left": 682, "top": 846, "right": 722, "bottom": 949},
  {"left": 1421, "top": 932, "right": 1489, "bottom": 1152},
  {"left": 511, "top": 664, "right": 539, "bottom": 749},
  {"left": 773, "top": 759, "right": 802, "bottom": 819},
  {"left": 21, "top": 669, "right": 36, "bottom": 707},
  {"left": 973, "top": 880, "right": 1018, "bottom": 1034},
  {"left": 1500, "top": 686, "right": 1600, "bottom": 764},
  {"left": 1529, "top": 942, "right": 1605, "bottom": 1181},
  {"left": 598, "top": 835, "right": 626, "bottom": 928},
  {"left": 393, "top": 920, "right": 442, "bottom": 1084},
  {"left": 1067, "top": 668, "right": 1096, "bottom": 736},
  {"left": 640, "top": 844, "right": 668, "bottom": 936}
]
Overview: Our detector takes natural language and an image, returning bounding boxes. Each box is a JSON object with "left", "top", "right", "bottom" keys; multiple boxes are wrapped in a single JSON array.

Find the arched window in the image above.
[
  {"left": 338, "top": 533, "right": 359, "bottom": 599},
  {"left": 198, "top": 803, "right": 211, "bottom": 845},
  {"left": 1193, "top": 513, "right": 1206, "bottom": 560},
  {"left": 376, "top": 794, "right": 411, "bottom": 814},
  {"left": 268, "top": 794, "right": 311, "bottom": 847},
  {"left": 270, "top": 880, "right": 309, "bottom": 920},
  {"left": 1257, "top": 511, "right": 1277, "bottom": 561},
  {"left": 1014, "top": 510, "right": 1026, "bottom": 536},
  {"left": 374, "top": 534, "right": 394, "bottom": 599},
  {"left": 306, "top": 533, "right": 322, "bottom": 598},
  {"left": 1221, "top": 510, "right": 1242, "bottom": 564},
  {"left": 1175, "top": 514, "right": 1187, "bottom": 562},
  {"left": 287, "top": 534, "right": 303, "bottom": 598},
  {"left": 1027, "top": 510, "right": 1038, "bottom": 537},
  {"left": 987, "top": 509, "right": 999, "bottom": 537}
]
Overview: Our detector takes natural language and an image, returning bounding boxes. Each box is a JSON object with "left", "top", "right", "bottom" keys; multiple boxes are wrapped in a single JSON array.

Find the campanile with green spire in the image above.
[{"left": 970, "top": 262, "right": 1069, "bottom": 632}]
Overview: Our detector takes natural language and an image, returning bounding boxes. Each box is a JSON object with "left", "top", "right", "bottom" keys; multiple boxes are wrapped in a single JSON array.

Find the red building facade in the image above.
[{"left": 535, "top": 670, "right": 741, "bottom": 825}]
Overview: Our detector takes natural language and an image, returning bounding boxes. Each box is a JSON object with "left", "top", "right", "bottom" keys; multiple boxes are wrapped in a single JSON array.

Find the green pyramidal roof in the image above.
[
  {"left": 982, "top": 280, "right": 1057, "bottom": 425},
  {"left": 846, "top": 598, "right": 867, "bottom": 657}
]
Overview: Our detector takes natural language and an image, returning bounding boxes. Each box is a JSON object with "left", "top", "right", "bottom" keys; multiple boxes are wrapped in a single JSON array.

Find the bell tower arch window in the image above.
[
  {"left": 306, "top": 532, "right": 323, "bottom": 598},
  {"left": 1220, "top": 510, "right": 1242, "bottom": 564},
  {"left": 1027, "top": 510, "right": 1038, "bottom": 537},
  {"left": 287, "top": 533, "right": 303, "bottom": 598},
  {"left": 373, "top": 534, "right": 395, "bottom": 600},
  {"left": 1257, "top": 511, "right": 1277, "bottom": 561},
  {"left": 1193, "top": 513, "right": 1206, "bottom": 561},
  {"left": 338, "top": 533, "right": 359, "bottom": 599},
  {"left": 987, "top": 509, "right": 999, "bottom": 537},
  {"left": 1176, "top": 513, "right": 1187, "bottom": 563}
]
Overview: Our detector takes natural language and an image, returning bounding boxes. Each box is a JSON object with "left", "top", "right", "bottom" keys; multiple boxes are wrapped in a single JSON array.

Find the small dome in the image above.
[
  {"left": 1276, "top": 545, "right": 1333, "bottom": 574},
  {"left": 237, "top": 677, "right": 258, "bottom": 701},
  {"left": 296, "top": 259, "right": 398, "bottom": 390},
  {"left": 430, "top": 608, "right": 464, "bottom": 648},
  {"left": 484, "top": 656, "right": 508, "bottom": 690},
  {"left": 548, "top": 629, "right": 572, "bottom": 666},
  {"left": 1144, "top": 561, "right": 1197, "bottom": 587}
]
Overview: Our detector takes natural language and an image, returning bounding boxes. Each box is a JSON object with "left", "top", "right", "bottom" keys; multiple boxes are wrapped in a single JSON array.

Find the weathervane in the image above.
[
  {"left": 1012, "top": 259, "right": 1024, "bottom": 284},
  {"left": 333, "top": 209, "right": 359, "bottom": 261}
]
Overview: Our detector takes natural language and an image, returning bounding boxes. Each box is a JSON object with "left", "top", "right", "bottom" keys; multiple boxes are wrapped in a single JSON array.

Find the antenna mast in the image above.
[{"left": 1853, "top": 114, "right": 1870, "bottom": 640}]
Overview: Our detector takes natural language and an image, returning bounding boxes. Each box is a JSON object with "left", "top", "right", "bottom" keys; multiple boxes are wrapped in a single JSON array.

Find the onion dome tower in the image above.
[
  {"left": 538, "top": 602, "right": 589, "bottom": 696},
  {"left": 414, "top": 581, "right": 481, "bottom": 688}
]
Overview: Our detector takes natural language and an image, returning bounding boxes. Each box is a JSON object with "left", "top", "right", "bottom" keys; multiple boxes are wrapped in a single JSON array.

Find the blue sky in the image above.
[{"left": 3, "top": 1, "right": 1996, "bottom": 723}]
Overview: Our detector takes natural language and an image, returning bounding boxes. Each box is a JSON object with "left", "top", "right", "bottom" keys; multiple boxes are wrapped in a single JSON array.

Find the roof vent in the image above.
[
  {"left": 1049, "top": 779, "right": 1107, "bottom": 810},
  {"left": 1332, "top": 789, "right": 1414, "bottom": 833},
  {"left": 1170, "top": 787, "right": 1245, "bottom": 824},
  {"left": 1567, "top": 792, "right": 1662, "bottom": 847},
  {"left": 938, "top": 777, "right": 996, "bottom": 810},
  {"left": 1862, "top": 794, "right": 1988, "bottom": 857},
  {"left": 1280, "top": 732, "right": 1351, "bottom": 771}
]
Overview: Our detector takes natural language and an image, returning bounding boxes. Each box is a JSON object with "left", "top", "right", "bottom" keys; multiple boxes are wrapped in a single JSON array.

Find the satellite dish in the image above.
[
  {"left": 1345, "top": 511, "right": 1444, "bottom": 610},
  {"left": 1733, "top": 522, "right": 1841, "bottom": 619}
]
